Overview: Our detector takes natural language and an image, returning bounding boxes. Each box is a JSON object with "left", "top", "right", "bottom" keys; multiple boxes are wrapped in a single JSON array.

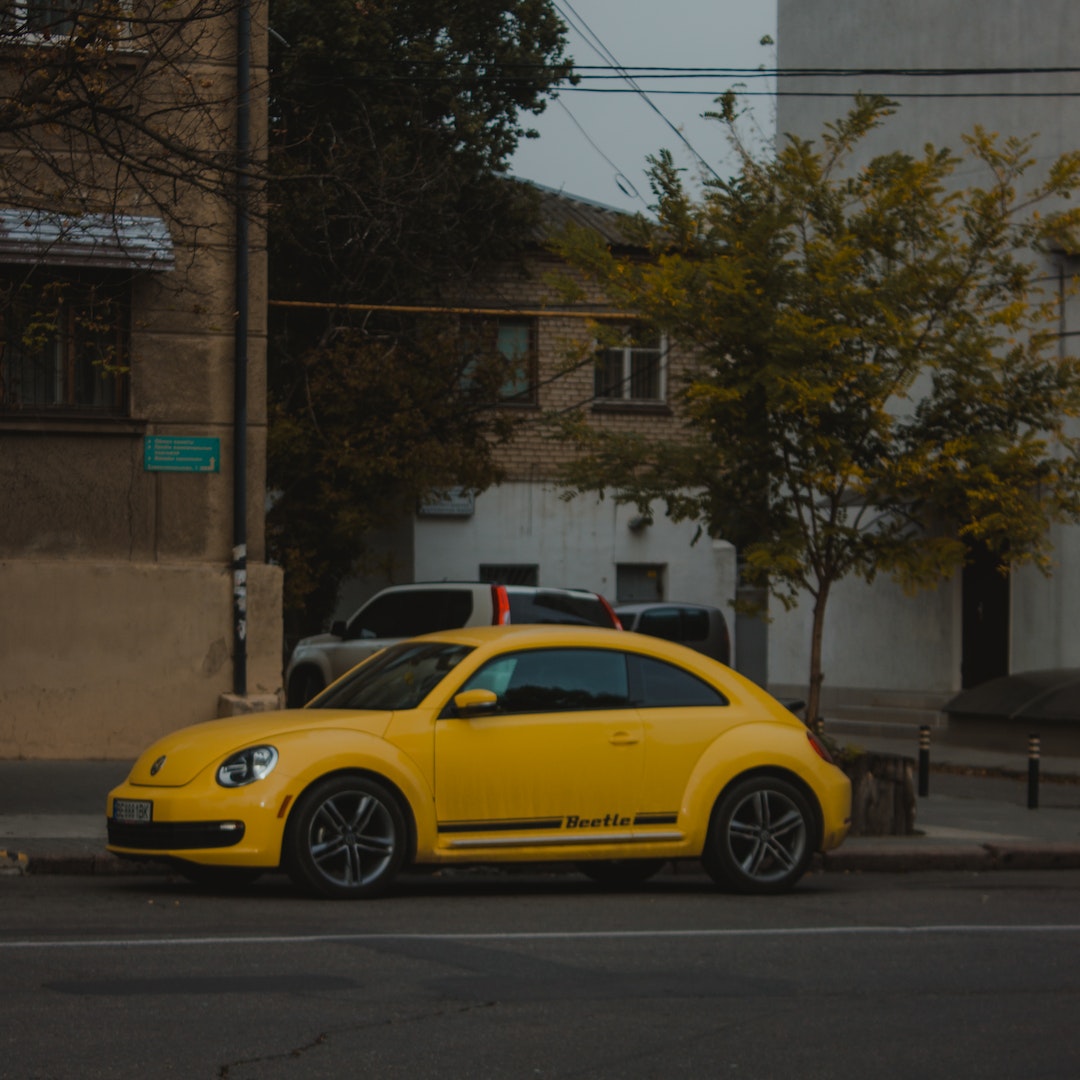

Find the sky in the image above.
[{"left": 509, "top": 0, "right": 778, "bottom": 213}]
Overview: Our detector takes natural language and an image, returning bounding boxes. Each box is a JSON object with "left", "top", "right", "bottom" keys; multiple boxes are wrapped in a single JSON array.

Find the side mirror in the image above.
[
  {"left": 330, "top": 620, "right": 347, "bottom": 639},
  {"left": 453, "top": 688, "right": 499, "bottom": 718}
]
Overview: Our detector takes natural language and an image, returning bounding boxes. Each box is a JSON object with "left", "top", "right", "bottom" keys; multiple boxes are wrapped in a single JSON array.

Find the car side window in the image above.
[
  {"left": 347, "top": 589, "right": 474, "bottom": 639},
  {"left": 680, "top": 608, "right": 710, "bottom": 643},
  {"left": 631, "top": 654, "right": 728, "bottom": 708},
  {"left": 459, "top": 648, "right": 631, "bottom": 714},
  {"left": 637, "top": 607, "right": 683, "bottom": 643}
]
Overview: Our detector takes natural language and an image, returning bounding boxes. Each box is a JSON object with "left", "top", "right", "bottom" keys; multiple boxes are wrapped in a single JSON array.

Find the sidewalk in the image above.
[{"left": 3, "top": 726, "right": 1080, "bottom": 877}]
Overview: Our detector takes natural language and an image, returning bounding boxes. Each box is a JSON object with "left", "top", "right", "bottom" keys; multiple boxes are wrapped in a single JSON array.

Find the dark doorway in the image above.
[{"left": 961, "top": 542, "right": 1010, "bottom": 689}]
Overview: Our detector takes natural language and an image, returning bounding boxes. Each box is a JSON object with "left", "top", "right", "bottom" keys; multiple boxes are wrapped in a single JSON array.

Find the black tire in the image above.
[
  {"left": 287, "top": 667, "right": 325, "bottom": 708},
  {"left": 284, "top": 775, "right": 407, "bottom": 899},
  {"left": 177, "top": 864, "right": 263, "bottom": 891},
  {"left": 576, "top": 859, "right": 666, "bottom": 888},
  {"left": 702, "top": 775, "right": 815, "bottom": 895}
]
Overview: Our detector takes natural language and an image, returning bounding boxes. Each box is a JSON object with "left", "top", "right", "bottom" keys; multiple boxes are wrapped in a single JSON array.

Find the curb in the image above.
[
  {"left": 6, "top": 845, "right": 1080, "bottom": 878},
  {"left": 821, "top": 841, "right": 1080, "bottom": 874}
]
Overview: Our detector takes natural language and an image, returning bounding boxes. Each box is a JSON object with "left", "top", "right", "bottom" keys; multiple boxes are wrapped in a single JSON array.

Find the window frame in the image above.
[
  {"left": 460, "top": 315, "right": 538, "bottom": 407},
  {"left": 0, "top": 1, "right": 131, "bottom": 44},
  {"left": 594, "top": 325, "right": 668, "bottom": 406},
  {"left": 0, "top": 267, "right": 131, "bottom": 416}
]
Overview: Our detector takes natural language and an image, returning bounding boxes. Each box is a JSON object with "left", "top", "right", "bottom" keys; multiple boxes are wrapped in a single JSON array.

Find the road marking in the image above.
[{"left": 2, "top": 925, "right": 1080, "bottom": 950}]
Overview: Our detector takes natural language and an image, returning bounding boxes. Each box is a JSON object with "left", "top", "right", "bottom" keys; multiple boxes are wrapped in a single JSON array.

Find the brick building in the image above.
[{"left": 335, "top": 187, "right": 741, "bottom": 672}]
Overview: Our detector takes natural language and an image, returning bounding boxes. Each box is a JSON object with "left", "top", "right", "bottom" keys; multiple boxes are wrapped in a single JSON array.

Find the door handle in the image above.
[{"left": 609, "top": 731, "right": 640, "bottom": 746}]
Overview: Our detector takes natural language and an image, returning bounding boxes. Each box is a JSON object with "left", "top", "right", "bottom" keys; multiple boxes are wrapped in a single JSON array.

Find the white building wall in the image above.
[
  {"left": 414, "top": 481, "right": 737, "bottom": 646},
  {"left": 768, "top": 0, "right": 1080, "bottom": 715}
]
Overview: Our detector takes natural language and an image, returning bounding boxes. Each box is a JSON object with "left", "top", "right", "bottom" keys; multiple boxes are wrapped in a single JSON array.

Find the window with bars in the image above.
[
  {"left": 594, "top": 326, "right": 667, "bottom": 404},
  {"left": 479, "top": 564, "right": 539, "bottom": 587},
  {"left": 0, "top": 271, "right": 130, "bottom": 414}
]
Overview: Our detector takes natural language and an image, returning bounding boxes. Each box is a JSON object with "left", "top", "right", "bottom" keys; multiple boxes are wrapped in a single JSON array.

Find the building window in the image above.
[
  {"left": 0, "top": 270, "right": 129, "bottom": 414},
  {"left": 616, "top": 563, "right": 665, "bottom": 604},
  {"left": 479, "top": 563, "right": 539, "bottom": 587},
  {"left": 1, "top": 2, "right": 128, "bottom": 42},
  {"left": 595, "top": 326, "right": 667, "bottom": 404},
  {"left": 462, "top": 317, "right": 537, "bottom": 405}
]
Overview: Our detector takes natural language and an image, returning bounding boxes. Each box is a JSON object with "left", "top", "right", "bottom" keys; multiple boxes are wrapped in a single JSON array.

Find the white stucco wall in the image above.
[
  {"left": 768, "top": 571, "right": 959, "bottom": 699},
  {"left": 770, "top": 0, "right": 1080, "bottom": 710},
  {"left": 413, "top": 481, "right": 737, "bottom": 646}
]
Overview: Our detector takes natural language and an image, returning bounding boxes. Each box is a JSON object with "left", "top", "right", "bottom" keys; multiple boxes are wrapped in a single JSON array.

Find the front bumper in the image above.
[
  {"left": 106, "top": 781, "right": 289, "bottom": 868},
  {"left": 107, "top": 818, "right": 246, "bottom": 851}
]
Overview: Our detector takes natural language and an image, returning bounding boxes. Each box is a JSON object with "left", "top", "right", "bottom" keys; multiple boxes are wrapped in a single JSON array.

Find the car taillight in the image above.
[
  {"left": 491, "top": 584, "right": 511, "bottom": 625},
  {"left": 806, "top": 729, "right": 835, "bottom": 764},
  {"left": 598, "top": 594, "right": 623, "bottom": 630}
]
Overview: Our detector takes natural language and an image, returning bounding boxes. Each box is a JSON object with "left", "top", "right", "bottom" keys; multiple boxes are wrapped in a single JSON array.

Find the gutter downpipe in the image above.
[{"left": 233, "top": 0, "right": 251, "bottom": 696}]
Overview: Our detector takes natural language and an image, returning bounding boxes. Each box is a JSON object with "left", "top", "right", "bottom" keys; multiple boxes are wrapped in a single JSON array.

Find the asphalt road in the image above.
[{"left": 2, "top": 869, "right": 1080, "bottom": 1079}]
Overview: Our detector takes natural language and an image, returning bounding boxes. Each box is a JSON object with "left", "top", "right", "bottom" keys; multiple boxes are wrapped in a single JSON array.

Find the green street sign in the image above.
[{"left": 144, "top": 436, "right": 220, "bottom": 473}]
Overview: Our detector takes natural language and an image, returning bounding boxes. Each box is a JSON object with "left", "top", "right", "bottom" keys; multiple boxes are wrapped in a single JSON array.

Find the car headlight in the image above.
[{"left": 216, "top": 745, "right": 279, "bottom": 788}]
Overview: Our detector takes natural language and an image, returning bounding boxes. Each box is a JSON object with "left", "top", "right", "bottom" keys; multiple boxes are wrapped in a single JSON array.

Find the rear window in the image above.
[
  {"left": 632, "top": 654, "right": 727, "bottom": 708},
  {"left": 346, "top": 589, "right": 474, "bottom": 639},
  {"left": 638, "top": 606, "right": 710, "bottom": 644},
  {"left": 506, "top": 590, "right": 615, "bottom": 627}
]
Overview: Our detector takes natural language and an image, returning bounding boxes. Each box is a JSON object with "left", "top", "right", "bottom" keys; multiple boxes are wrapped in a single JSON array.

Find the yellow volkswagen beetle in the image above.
[{"left": 107, "top": 625, "right": 851, "bottom": 897}]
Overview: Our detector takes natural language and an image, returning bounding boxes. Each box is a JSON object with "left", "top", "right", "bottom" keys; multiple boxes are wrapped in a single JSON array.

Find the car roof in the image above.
[
  {"left": 413, "top": 623, "right": 718, "bottom": 665},
  {"left": 614, "top": 601, "right": 723, "bottom": 614}
]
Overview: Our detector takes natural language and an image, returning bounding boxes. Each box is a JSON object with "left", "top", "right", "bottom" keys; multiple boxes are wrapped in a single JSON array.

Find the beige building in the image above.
[{"left": 0, "top": 2, "right": 282, "bottom": 758}]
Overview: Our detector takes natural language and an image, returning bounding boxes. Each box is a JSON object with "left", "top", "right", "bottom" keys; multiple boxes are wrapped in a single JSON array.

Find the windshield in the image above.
[{"left": 311, "top": 641, "right": 473, "bottom": 711}]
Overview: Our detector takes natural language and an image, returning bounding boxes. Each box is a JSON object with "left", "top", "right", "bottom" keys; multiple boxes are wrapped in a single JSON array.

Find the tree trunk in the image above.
[{"left": 805, "top": 583, "right": 830, "bottom": 728}]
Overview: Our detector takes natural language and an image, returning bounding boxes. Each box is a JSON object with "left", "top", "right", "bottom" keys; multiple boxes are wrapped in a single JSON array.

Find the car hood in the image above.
[{"left": 126, "top": 708, "right": 392, "bottom": 787}]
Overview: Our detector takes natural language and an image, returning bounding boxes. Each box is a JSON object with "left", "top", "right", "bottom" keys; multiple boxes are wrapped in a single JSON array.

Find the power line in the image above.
[
  {"left": 552, "top": 0, "right": 722, "bottom": 182},
  {"left": 551, "top": 97, "right": 645, "bottom": 205}
]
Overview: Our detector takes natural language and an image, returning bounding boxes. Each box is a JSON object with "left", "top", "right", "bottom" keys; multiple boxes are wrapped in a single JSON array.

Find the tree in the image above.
[
  {"left": 551, "top": 95, "right": 1080, "bottom": 724},
  {"left": 266, "top": 0, "right": 572, "bottom": 641}
]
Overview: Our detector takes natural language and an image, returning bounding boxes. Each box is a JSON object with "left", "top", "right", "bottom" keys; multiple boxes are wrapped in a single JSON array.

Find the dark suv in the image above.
[{"left": 285, "top": 583, "right": 621, "bottom": 706}]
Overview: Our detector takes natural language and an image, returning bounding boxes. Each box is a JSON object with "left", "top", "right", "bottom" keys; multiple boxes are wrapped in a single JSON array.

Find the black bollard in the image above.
[
  {"left": 1028, "top": 735, "right": 1040, "bottom": 810},
  {"left": 918, "top": 725, "right": 931, "bottom": 798}
]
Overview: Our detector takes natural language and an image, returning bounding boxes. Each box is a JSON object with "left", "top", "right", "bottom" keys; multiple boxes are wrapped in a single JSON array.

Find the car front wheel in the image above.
[
  {"left": 284, "top": 775, "right": 407, "bottom": 899},
  {"left": 702, "top": 775, "right": 814, "bottom": 894}
]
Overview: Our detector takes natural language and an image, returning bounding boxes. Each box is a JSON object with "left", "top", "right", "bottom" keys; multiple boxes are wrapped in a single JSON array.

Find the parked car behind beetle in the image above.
[
  {"left": 615, "top": 602, "right": 731, "bottom": 666},
  {"left": 285, "top": 582, "right": 621, "bottom": 707}
]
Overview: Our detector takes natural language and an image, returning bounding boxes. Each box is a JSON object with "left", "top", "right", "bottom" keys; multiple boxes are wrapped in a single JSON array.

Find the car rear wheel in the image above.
[
  {"left": 702, "top": 776, "right": 814, "bottom": 894},
  {"left": 576, "top": 859, "right": 666, "bottom": 888},
  {"left": 284, "top": 775, "right": 407, "bottom": 899}
]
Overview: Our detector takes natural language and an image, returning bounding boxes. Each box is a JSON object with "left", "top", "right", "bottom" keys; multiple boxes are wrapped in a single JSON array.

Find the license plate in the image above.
[{"left": 113, "top": 798, "right": 153, "bottom": 824}]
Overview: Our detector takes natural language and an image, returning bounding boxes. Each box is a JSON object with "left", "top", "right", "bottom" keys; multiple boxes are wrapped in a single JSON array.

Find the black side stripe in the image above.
[
  {"left": 633, "top": 813, "right": 679, "bottom": 826},
  {"left": 439, "top": 818, "right": 563, "bottom": 835}
]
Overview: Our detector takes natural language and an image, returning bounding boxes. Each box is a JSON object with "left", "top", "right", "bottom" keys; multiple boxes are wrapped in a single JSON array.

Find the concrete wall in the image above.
[{"left": 0, "top": 559, "right": 282, "bottom": 759}]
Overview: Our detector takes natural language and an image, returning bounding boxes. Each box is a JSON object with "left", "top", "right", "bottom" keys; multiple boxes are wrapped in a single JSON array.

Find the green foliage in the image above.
[
  {"left": 267, "top": 0, "right": 571, "bottom": 638},
  {"left": 551, "top": 96, "right": 1080, "bottom": 719},
  {"left": 269, "top": 0, "right": 571, "bottom": 306}
]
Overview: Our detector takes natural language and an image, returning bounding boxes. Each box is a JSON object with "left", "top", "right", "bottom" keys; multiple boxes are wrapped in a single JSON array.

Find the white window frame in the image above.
[{"left": 595, "top": 327, "right": 668, "bottom": 404}]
